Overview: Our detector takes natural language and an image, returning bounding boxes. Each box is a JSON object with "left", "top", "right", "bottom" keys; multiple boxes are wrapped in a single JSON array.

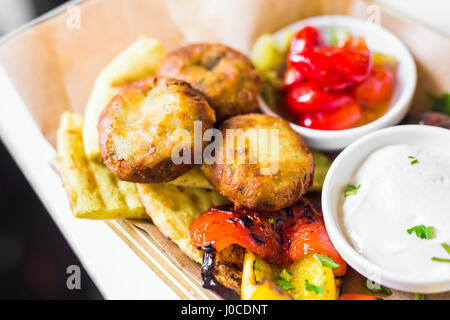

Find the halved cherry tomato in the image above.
[
  {"left": 299, "top": 99, "right": 362, "bottom": 130},
  {"left": 338, "top": 293, "right": 380, "bottom": 300},
  {"left": 283, "top": 68, "right": 304, "bottom": 90},
  {"left": 286, "top": 82, "right": 353, "bottom": 114},
  {"left": 354, "top": 65, "right": 393, "bottom": 106},
  {"left": 190, "top": 199, "right": 347, "bottom": 276}
]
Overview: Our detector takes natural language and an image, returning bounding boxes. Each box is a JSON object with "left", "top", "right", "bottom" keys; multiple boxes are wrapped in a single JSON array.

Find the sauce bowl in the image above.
[
  {"left": 259, "top": 15, "right": 417, "bottom": 151},
  {"left": 322, "top": 125, "right": 450, "bottom": 293}
]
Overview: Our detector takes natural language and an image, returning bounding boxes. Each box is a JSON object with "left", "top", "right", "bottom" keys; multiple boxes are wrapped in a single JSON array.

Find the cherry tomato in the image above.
[
  {"left": 283, "top": 68, "right": 304, "bottom": 90},
  {"left": 286, "top": 82, "right": 353, "bottom": 114},
  {"left": 354, "top": 65, "right": 393, "bottom": 106},
  {"left": 299, "top": 99, "right": 362, "bottom": 130}
]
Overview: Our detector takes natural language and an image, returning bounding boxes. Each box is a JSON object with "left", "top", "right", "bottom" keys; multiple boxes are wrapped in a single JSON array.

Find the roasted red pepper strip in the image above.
[
  {"left": 354, "top": 65, "right": 393, "bottom": 107},
  {"left": 288, "top": 27, "right": 371, "bottom": 91},
  {"left": 288, "top": 220, "right": 347, "bottom": 276},
  {"left": 299, "top": 98, "right": 362, "bottom": 130},
  {"left": 190, "top": 199, "right": 347, "bottom": 276},
  {"left": 286, "top": 82, "right": 353, "bottom": 114},
  {"left": 190, "top": 205, "right": 283, "bottom": 262}
]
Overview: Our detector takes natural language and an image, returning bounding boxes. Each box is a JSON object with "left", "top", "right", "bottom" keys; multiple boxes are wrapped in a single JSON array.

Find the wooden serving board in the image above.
[{"left": 0, "top": 0, "right": 449, "bottom": 299}]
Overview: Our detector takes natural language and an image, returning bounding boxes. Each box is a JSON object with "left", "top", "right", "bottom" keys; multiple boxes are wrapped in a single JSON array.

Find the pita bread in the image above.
[{"left": 137, "top": 183, "right": 228, "bottom": 262}]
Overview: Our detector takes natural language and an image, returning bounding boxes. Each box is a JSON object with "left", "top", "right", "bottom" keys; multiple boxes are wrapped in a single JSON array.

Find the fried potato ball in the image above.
[
  {"left": 158, "top": 43, "right": 263, "bottom": 122},
  {"left": 201, "top": 114, "right": 314, "bottom": 211},
  {"left": 98, "top": 77, "right": 215, "bottom": 183}
]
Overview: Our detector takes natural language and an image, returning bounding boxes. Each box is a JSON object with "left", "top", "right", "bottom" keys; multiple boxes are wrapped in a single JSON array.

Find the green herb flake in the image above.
[
  {"left": 414, "top": 293, "right": 425, "bottom": 300},
  {"left": 253, "top": 260, "right": 260, "bottom": 272},
  {"left": 305, "top": 280, "right": 323, "bottom": 295},
  {"left": 365, "top": 279, "right": 392, "bottom": 296},
  {"left": 278, "top": 269, "right": 293, "bottom": 282},
  {"left": 431, "top": 257, "right": 450, "bottom": 263},
  {"left": 441, "top": 243, "right": 450, "bottom": 255},
  {"left": 269, "top": 217, "right": 274, "bottom": 225},
  {"left": 408, "top": 155, "right": 419, "bottom": 165},
  {"left": 276, "top": 279, "right": 295, "bottom": 291},
  {"left": 407, "top": 225, "right": 435, "bottom": 240},
  {"left": 274, "top": 269, "right": 295, "bottom": 291},
  {"left": 428, "top": 92, "right": 450, "bottom": 116},
  {"left": 314, "top": 253, "right": 340, "bottom": 269},
  {"left": 344, "top": 184, "right": 361, "bottom": 197}
]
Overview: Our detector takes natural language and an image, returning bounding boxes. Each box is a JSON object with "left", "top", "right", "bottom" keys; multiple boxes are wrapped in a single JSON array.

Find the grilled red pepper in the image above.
[
  {"left": 190, "top": 199, "right": 347, "bottom": 276},
  {"left": 339, "top": 293, "right": 380, "bottom": 300}
]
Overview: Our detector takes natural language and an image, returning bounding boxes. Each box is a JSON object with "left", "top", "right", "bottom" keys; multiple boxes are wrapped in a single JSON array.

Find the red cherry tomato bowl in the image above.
[{"left": 258, "top": 16, "right": 417, "bottom": 151}]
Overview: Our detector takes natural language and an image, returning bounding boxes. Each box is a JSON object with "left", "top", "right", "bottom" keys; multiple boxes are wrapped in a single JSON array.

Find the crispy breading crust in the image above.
[
  {"left": 158, "top": 43, "right": 263, "bottom": 122},
  {"left": 201, "top": 114, "right": 314, "bottom": 211},
  {"left": 98, "top": 77, "right": 216, "bottom": 183}
]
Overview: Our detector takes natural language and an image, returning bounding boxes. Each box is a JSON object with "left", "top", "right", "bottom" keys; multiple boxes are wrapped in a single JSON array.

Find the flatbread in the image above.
[
  {"left": 137, "top": 183, "right": 228, "bottom": 262},
  {"left": 57, "top": 112, "right": 146, "bottom": 219},
  {"left": 168, "top": 166, "right": 213, "bottom": 189}
]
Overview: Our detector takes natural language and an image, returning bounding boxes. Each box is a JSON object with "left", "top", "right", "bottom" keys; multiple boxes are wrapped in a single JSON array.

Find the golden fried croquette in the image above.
[
  {"left": 98, "top": 77, "right": 215, "bottom": 183},
  {"left": 201, "top": 114, "right": 314, "bottom": 211},
  {"left": 158, "top": 43, "right": 263, "bottom": 122}
]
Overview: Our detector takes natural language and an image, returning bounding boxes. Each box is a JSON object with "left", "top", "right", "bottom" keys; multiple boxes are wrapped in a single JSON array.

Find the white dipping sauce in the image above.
[{"left": 341, "top": 144, "right": 450, "bottom": 281}]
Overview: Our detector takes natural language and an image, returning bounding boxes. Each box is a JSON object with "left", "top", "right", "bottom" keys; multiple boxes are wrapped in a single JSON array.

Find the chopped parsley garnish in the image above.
[
  {"left": 431, "top": 243, "right": 450, "bottom": 262},
  {"left": 344, "top": 184, "right": 361, "bottom": 197},
  {"left": 269, "top": 217, "right": 274, "bottom": 225},
  {"left": 414, "top": 293, "right": 425, "bottom": 300},
  {"left": 279, "top": 269, "right": 293, "bottom": 282},
  {"left": 305, "top": 280, "right": 323, "bottom": 295},
  {"left": 365, "top": 279, "right": 392, "bottom": 295},
  {"left": 407, "top": 225, "right": 435, "bottom": 239},
  {"left": 408, "top": 155, "right": 419, "bottom": 165},
  {"left": 253, "top": 260, "right": 260, "bottom": 272},
  {"left": 274, "top": 269, "right": 295, "bottom": 290},
  {"left": 431, "top": 257, "right": 450, "bottom": 263},
  {"left": 314, "top": 253, "right": 340, "bottom": 269},
  {"left": 441, "top": 243, "right": 450, "bottom": 255},
  {"left": 277, "top": 279, "right": 295, "bottom": 291}
]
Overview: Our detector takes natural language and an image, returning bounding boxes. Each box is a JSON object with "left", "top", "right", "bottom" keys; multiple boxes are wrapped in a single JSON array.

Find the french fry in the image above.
[
  {"left": 82, "top": 36, "right": 166, "bottom": 161},
  {"left": 57, "top": 112, "right": 146, "bottom": 219}
]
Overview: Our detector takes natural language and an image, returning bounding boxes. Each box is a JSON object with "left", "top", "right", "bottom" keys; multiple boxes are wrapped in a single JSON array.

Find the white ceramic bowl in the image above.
[
  {"left": 259, "top": 15, "right": 417, "bottom": 151},
  {"left": 322, "top": 125, "right": 450, "bottom": 293}
]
